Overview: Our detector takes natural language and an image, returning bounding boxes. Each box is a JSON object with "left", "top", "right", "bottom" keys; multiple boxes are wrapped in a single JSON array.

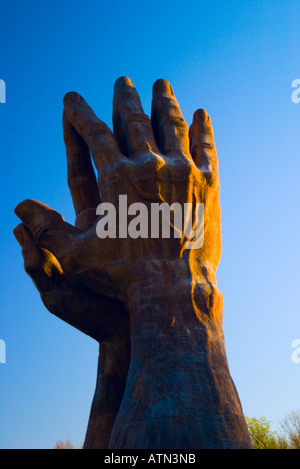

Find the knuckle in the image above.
[
  {"left": 100, "top": 157, "right": 131, "bottom": 184},
  {"left": 134, "top": 153, "right": 165, "bottom": 179},
  {"left": 203, "top": 170, "right": 219, "bottom": 189},
  {"left": 192, "top": 141, "right": 215, "bottom": 154},
  {"left": 165, "top": 156, "right": 194, "bottom": 180},
  {"left": 87, "top": 122, "right": 110, "bottom": 139},
  {"left": 125, "top": 113, "right": 151, "bottom": 125},
  {"left": 163, "top": 115, "right": 188, "bottom": 132},
  {"left": 24, "top": 259, "right": 40, "bottom": 277}
]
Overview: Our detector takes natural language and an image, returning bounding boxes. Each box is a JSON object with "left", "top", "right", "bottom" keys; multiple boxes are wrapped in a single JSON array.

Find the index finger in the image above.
[
  {"left": 63, "top": 111, "right": 101, "bottom": 230},
  {"left": 63, "top": 92, "right": 124, "bottom": 174}
]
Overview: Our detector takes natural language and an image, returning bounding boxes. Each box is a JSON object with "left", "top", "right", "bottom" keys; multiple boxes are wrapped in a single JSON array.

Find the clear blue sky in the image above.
[{"left": 0, "top": 0, "right": 299, "bottom": 449}]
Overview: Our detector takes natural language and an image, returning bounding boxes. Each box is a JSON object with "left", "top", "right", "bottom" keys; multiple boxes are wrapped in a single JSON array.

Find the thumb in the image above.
[
  {"left": 13, "top": 223, "right": 65, "bottom": 293},
  {"left": 14, "top": 199, "right": 80, "bottom": 265}
]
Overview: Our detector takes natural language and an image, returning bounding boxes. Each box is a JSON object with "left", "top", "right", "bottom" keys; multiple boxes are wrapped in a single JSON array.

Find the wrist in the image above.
[{"left": 127, "top": 259, "right": 223, "bottom": 332}]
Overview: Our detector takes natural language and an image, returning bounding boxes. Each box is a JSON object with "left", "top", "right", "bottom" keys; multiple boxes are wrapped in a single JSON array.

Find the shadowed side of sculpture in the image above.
[{"left": 14, "top": 115, "right": 131, "bottom": 449}]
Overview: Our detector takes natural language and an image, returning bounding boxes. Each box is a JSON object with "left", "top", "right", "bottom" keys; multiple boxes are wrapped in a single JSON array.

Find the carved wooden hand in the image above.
[{"left": 15, "top": 78, "right": 252, "bottom": 449}]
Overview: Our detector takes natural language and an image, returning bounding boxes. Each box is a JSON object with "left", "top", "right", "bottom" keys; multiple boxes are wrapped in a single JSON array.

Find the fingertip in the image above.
[
  {"left": 14, "top": 199, "right": 34, "bottom": 222},
  {"left": 153, "top": 79, "right": 174, "bottom": 96},
  {"left": 189, "top": 108, "right": 217, "bottom": 170},
  {"left": 114, "top": 77, "right": 134, "bottom": 94},
  {"left": 193, "top": 109, "right": 210, "bottom": 124},
  {"left": 63, "top": 91, "right": 84, "bottom": 106}
]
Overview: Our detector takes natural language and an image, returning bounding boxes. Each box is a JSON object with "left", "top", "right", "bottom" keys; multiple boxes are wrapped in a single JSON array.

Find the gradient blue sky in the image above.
[{"left": 0, "top": 0, "right": 299, "bottom": 449}]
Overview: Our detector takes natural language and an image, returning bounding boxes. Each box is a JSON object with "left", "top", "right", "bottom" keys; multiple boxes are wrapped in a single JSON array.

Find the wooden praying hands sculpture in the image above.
[{"left": 14, "top": 77, "right": 252, "bottom": 449}]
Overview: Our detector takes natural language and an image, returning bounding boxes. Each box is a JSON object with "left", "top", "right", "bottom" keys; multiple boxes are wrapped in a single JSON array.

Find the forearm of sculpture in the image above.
[
  {"left": 31, "top": 281, "right": 131, "bottom": 450},
  {"left": 84, "top": 334, "right": 131, "bottom": 449},
  {"left": 109, "top": 268, "right": 252, "bottom": 449}
]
